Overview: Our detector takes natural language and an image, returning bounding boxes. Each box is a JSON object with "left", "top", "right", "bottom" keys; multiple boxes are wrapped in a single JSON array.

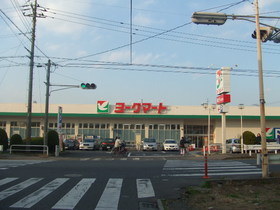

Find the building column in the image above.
[
  {"left": 109, "top": 123, "right": 114, "bottom": 138},
  {"left": 145, "top": 124, "right": 149, "bottom": 138},
  {"left": 180, "top": 123, "right": 184, "bottom": 138},
  {"left": 6, "top": 121, "right": 11, "bottom": 138}
]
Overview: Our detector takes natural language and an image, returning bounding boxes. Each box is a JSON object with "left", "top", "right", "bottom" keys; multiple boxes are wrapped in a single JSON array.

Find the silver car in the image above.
[
  {"left": 226, "top": 138, "right": 241, "bottom": 153},
  {"left": 142, "top": 138, "right": 157, "bottom": 151}
]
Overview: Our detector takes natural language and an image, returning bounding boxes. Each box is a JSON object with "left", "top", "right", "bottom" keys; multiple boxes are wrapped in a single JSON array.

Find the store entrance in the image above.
[{"left": 187, "top": 136, "right": 205, "bottom": 149}]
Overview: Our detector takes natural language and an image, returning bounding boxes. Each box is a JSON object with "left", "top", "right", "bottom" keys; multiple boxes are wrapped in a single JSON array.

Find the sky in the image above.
[{"left": 1, "top": 0, "right": 280, "bottom": 108}]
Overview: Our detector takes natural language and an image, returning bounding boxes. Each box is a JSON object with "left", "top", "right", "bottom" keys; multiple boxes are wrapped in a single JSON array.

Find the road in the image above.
[{"left": 0, "top": 150, "right": 270, "bottom": 210}]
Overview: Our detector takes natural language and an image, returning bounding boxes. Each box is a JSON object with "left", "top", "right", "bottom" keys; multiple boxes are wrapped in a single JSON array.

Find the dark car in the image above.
[
  {"left": 100, "top": 138, "right": 115, "bottom": 150},
  {"left": 63, "top": 139, "right": 79, "bottom": 150}
]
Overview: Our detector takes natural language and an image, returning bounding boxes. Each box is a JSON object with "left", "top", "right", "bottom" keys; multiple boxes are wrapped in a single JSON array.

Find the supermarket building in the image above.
[{"left": 1, "top": 101, "right": 280, "bottom": 148}]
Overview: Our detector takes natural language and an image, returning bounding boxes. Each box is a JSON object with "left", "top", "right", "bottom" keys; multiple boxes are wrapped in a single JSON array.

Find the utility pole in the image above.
[
  {"left": 255, "top": 0, "right": 268, "bottom": 178},
  {"left": 44, "top": 60, "right": 51, "bottom": 146},
  {"left": 26, "top": 0, "right": 38, "bottom": 143}
]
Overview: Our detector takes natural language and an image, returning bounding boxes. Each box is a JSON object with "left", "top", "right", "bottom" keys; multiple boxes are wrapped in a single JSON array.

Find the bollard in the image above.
[
  {"left": 0, "top": 145, "right": 3, "bottom": 152},
  {"left": 203, "top": 153, "right": 210, "bottom": 179},
  {"left": 55, "top": 145, "right": 60, "bottom": 157}
]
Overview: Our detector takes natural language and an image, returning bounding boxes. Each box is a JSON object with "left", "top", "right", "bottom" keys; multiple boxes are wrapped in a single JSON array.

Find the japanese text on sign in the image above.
[{"left": 114, "top": 102, "right": 167, "bottom": 114}]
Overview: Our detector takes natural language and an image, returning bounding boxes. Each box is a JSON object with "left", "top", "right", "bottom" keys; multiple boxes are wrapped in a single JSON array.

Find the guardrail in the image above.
[
  {"left": 257, "top": 153, "right": 280, "bottom": 165},
  {"left": 244, "top": 144, "right": 280, "bottom": 156},
  {"left": 10, "top": 144, "right": 48, "bottom": 156}
]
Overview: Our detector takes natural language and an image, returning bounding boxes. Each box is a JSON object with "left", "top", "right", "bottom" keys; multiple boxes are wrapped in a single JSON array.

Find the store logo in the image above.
[
  {"left": 266, "top": 128, "right": 274, "bottom": 139},
  {"left": 97, "top": 101, "right": 109, "bottom": 113}
]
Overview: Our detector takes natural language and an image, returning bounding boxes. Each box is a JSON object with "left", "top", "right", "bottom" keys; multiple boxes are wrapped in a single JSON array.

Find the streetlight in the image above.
[
  {"left": 202, "top": 102, "right": 216, "bottom": 155},
  {"left": 238, "top": 104, "right": 245, "bottom": 154},
  {"left": 192, "top": 0, "right": 270, "bottom": 178}
]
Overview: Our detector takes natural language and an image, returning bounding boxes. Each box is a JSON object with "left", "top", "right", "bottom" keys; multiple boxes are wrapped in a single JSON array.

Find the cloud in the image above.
[
  {"left": 100, "top": 50, "right": 161, "bottom": 64},
  {"left": 40, "top": 0, "right": 93, "bottom": 35},
  {"left": 133, "top": 13, "right": 153, "bottom": 26}
]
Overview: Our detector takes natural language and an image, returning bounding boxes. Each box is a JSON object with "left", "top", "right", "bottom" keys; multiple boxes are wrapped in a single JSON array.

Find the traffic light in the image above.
[
  {"left": 252, "top": 27, "right": 273, "bottom": 42},
  {"left": 81, "top": 83, "right": 97, "bottom": 89}
]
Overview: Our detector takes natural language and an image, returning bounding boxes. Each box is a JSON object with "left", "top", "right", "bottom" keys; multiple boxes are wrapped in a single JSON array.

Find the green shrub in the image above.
[
  {"left": 10, "top": 134, "right": 23, "bottom": 145},
  {"left": 47, "top": 130, "right": 59, "bottom": 153},
  {"left": 31, "top": 137, "right": 44, "bottom": 145},
  {"left": 243, "top": 131, "right": 256, "bottom": 145},
  {"left": 0, "top": 128, "right": 8, "bottom": 150}
]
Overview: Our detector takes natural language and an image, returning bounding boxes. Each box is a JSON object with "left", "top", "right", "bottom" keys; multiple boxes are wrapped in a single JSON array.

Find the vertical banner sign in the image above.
[
  {"left": 216, "top": 67, "right": 231, "bottom": 95},
  {"left": 216, "top": 67, "right": 231, "bottom": 154}
]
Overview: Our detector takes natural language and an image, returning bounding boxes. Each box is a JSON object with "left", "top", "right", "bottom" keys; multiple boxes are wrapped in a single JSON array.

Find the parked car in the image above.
[
  {"left": 142, "top": 138, "right": 157, "bottom": 151},
  {"left": 162, "top": 139, "right": 179, "bottom": 151},
  {"left": 100, "top": 138, "right": 115, "bottom": 150},
  {"left": 63, "top": 139, "right": 79, "bottom": 150},
  {"left": 79, "top": 139, "right": 100, "bottom": 150},
  {"left": 226, "top": 138, "right": 241, "bottom": 153}
]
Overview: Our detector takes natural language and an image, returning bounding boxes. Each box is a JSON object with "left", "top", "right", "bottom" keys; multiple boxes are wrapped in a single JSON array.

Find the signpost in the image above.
[
  {"left": 57, "top": 106, "right": 63, "bottom": 151},
  {"left": 216, "top": 67, "right": 231, "bottom": 154}
]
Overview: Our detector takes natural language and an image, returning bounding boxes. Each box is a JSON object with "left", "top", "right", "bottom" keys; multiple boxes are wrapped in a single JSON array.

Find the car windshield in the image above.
[
  {"left": 103, "top": 138, "right": 114, "bottom": 143},
  {"left": 64, "top": 140, "right": 72, "bottom": 143},
  {"left": 144, "top": 139, "right": 156, "bottom": 143},
  {"left": 84, "top": 139, "right": 94, "bottom": 143},
  {"left": 165, "top": 140, "right": 176, "bottom": 144}
]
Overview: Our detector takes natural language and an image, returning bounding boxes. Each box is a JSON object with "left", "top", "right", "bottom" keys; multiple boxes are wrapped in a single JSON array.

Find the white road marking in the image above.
[
  {"left": 95, "top": 178, "right": 123, "bottom": 210},
  {"left": 0, "top": 178, "right": 42, "bottom": 201},
  {"left": 136, "top": 179, "right": 155, "bottom": 198},
  {"left": 52, "top": 178, "right": 96, "bottom": 209},
  {"left": 10, "top": 178, "right": 69, "bottom": 208},
  {"left": 162, "top": 171, "right": 262, "bottom": 176},
  {"left": 163, "top": 166, "right": 259, "bottom": 170},
  {"left": 0, "top": 178, "right": 18, "bottom": 186}
]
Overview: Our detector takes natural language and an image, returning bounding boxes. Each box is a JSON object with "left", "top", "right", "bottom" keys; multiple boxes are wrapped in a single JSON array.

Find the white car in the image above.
[
  {"left": 226, "top": 138, "right": 241, "bottom": 153},
  {"left": 79, "top": 139, "right": 100, "bottom": 150},
  {"left": 162, "top": 139, "right": 179, "bottom": 151}
]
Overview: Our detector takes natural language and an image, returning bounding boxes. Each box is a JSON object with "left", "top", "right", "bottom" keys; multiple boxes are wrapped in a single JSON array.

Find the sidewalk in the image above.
[{"left": 0, "top": 149, "right": 257, "bottom": 161}]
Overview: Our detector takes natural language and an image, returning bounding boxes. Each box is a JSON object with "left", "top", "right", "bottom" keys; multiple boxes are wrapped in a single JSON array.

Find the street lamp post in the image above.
[
  {"left": 238, "top": 104, "right": 245, "bottom": 154},
  {"left": 192, "top": 0, "right": 269, "bottom": 178},
  {"left": 202, "top": 102, "right": 216, "bottom": 155}
]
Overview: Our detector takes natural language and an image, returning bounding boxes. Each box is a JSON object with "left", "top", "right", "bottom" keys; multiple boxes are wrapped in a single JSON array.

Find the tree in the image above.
[
  {"left": 0, "top": 128, "right": 8, "bottom": 150},
  {"left": 10, "top": 134, "right": 23, "bottom": 145},
  {"left": 243, "top": 131, "right": 256, "bottom": 145},
  {"left": 47, "top": 130, "right": 59, "bottom": 153}
]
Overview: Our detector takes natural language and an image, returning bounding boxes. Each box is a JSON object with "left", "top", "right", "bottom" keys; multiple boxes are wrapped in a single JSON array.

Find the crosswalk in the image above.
[
  {"left": 161, "top": 160, "right": 262, "bottom": 177},
  {"left": 0, "top": 177, "right": 156, "bottom": 209}
]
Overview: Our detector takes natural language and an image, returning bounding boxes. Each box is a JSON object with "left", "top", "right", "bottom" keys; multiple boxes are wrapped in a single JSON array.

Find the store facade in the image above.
[{"left": 1, "top": 102, "right": 280, "bottom": 148}]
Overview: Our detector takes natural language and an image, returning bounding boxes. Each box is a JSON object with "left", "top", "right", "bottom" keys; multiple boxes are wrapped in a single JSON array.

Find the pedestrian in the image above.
[
  {"left": 179, "top": 137, "right": 187, "bottom": 156},
  {"left": 256, "top": 133, "right": 261, "bottom": 144}
]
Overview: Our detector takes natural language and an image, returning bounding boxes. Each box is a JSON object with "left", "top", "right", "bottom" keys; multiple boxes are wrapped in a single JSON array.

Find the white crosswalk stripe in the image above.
[
  {"left": 95, "top": 178, "right": 123, "bottom": 210},
  {"left": 52, "top": 178, "right": 96, "bottom": 209},
  {"left": 0, "top": 178, "right": 18, "bottom": 186},
  {"left": 136, "top": 179, "right": 155, "bottom": 198},
  {"left": 0, "top": 177, "right": 156, "bottom": 209},
  {"left": 0, "top": 178, "right": 43, "bottom": 201},
  {"left": 10, "top": 178, "right": 69, "bottom": 208},
  {"left": 162, "top": 160, "right": 262, "bottom": 177}
]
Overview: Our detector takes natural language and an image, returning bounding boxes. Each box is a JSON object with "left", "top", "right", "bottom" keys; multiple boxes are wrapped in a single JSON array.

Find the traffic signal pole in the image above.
[{"left": 255, "top": 0, "right": 269, "bottom": 178}]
